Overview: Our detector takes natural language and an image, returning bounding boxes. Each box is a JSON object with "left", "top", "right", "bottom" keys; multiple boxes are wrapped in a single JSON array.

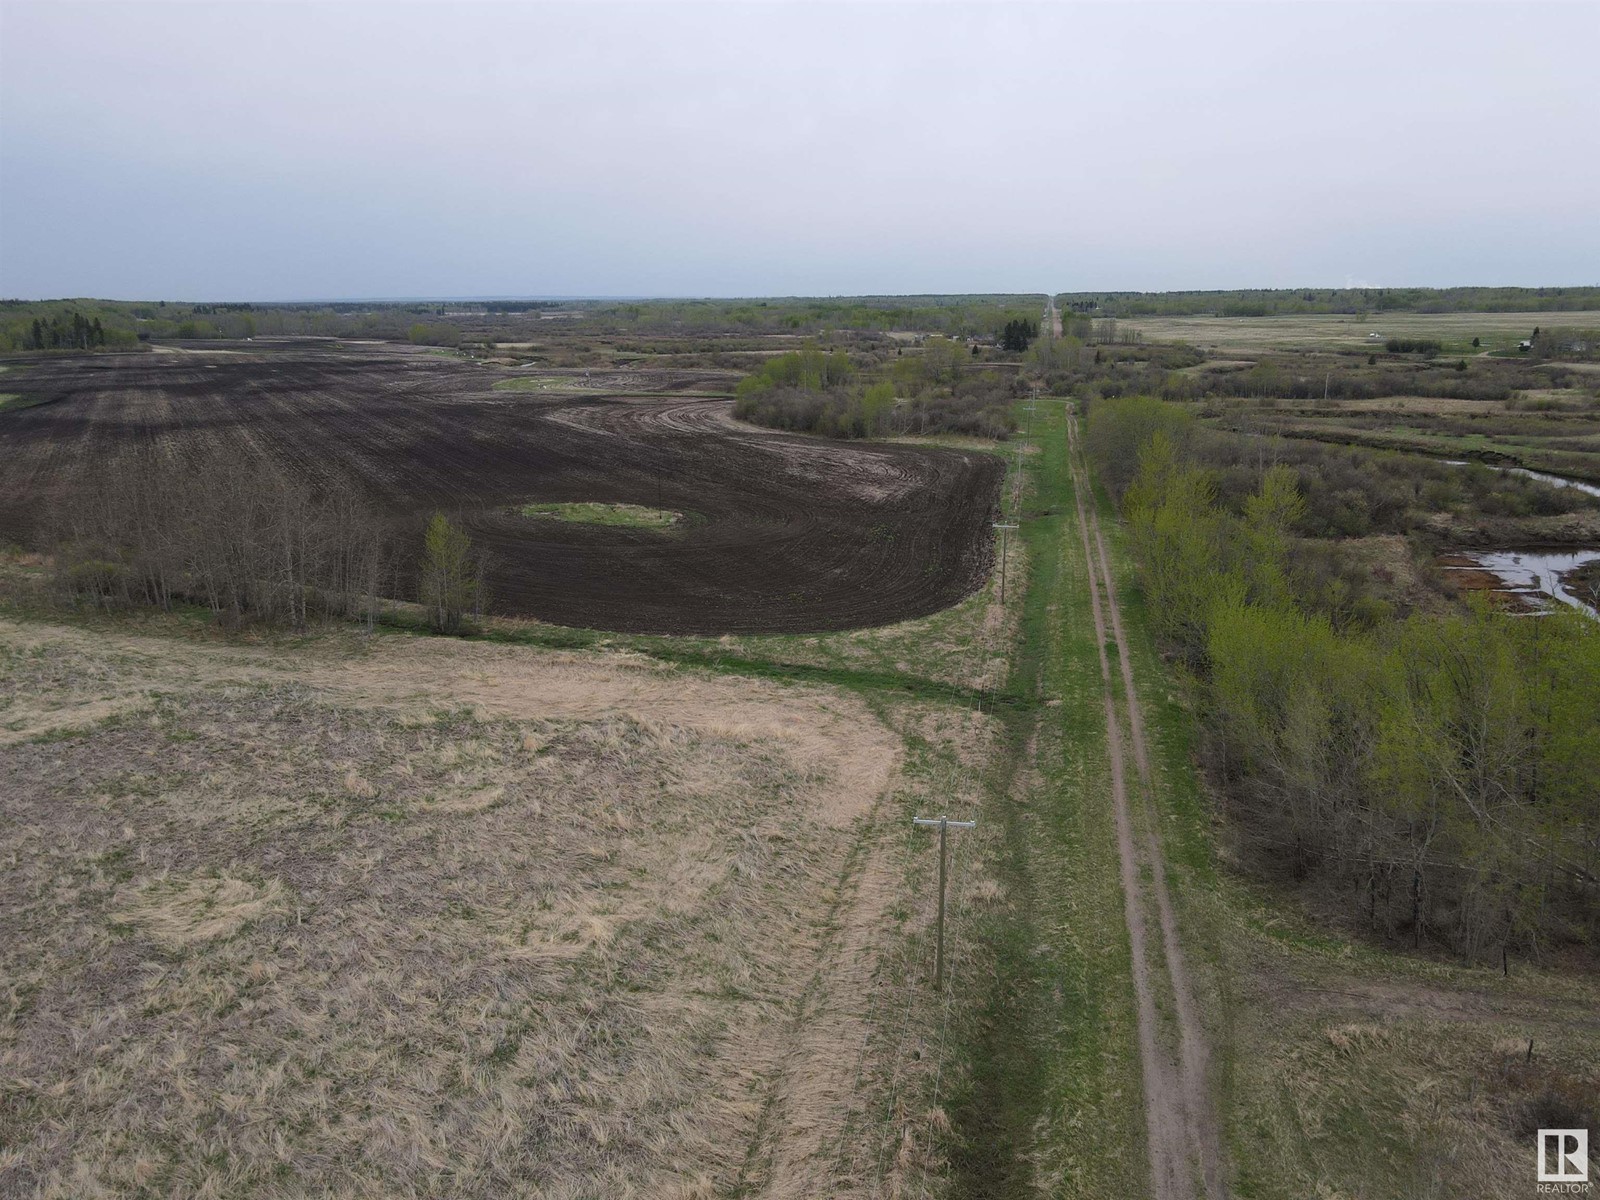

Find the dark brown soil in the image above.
[{"left": 0, "top": 343, "right": 1003, "bottom": 634}]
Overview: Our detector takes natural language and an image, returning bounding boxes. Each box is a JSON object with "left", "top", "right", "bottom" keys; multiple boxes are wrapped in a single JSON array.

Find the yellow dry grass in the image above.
[
  {"left": 0, "top": 617, "right": 954, "bottom": 1199},
  {"left": 1227, "top": 952, "right": 1600, "bottom": 1198},
  {"left": 1120, "top": 310, "right": 1594, "bottom": 354},
  {"left": 112, "top": 874, "right": 290, "bottom": 948},
  {"left": 1304, "top": 394, "right": 1509, "bottom": 415}
]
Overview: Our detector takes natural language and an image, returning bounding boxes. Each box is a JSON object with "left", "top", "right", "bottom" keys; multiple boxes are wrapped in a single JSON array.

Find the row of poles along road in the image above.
[
  {"left": 909, "top": 384, "right": 1036, "bottom": 988},
  {"left": 856, "top": 383, "right": 1037, "bottom": 1187}
]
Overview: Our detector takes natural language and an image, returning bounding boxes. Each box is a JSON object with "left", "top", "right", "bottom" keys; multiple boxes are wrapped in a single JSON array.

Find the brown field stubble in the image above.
[{"left": 0, "top": 618, "right": 954, "bottom": 1198}]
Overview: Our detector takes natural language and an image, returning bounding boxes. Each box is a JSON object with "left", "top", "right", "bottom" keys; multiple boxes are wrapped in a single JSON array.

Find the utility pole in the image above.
[
  {"left": 912, "top": 814, "right": 976, "bottom": 989},
  {"left": 993, "top": 522, "right": 1018, "bottom": 605}
]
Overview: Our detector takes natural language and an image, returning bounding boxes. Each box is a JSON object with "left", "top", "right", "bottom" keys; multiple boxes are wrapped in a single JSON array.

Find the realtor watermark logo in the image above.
[{"left": 1538, "top": 1129, "right": 1592, "bottom": 1194}]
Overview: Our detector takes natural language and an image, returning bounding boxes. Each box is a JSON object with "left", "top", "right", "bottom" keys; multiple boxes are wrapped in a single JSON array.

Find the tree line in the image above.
[
  {"left": 47, "top": 449, "right": 484, "bottom": 635},
  {"left": 1088, "top": 396, "right": 1600, "bottom": 960},
  {"left": 591, "top": 296, "right": 1048, "bottom": 339},
  {"left": 23, "top": 312, "right": 108, "bottom": 350}
]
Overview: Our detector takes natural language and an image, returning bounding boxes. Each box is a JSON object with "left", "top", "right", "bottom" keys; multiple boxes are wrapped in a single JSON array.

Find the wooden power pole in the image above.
[
  {"left": 993, "top": 522, "right": 1019, "bottom": 605},
  {"left": 912, "top": 814, "right": 976, "bottom": 989}
]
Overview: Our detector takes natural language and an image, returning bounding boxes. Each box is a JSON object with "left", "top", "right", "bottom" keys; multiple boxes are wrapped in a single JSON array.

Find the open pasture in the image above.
[
  {"left": 1120, "top": 310, "right": 1589, "bottom": 354},
  {"left": 0, "top": 342, "right": 1002, "bottom": 634}
]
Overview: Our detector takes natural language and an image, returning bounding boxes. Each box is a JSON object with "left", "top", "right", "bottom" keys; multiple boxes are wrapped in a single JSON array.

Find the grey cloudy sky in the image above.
[{"left": 2, "top": 0, "right": 1596, "bottom": 300}]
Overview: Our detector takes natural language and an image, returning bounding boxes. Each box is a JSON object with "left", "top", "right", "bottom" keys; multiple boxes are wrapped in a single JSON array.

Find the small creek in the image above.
[{"left": 1442, "top": 459, "right": 1600, "bottom": 501}]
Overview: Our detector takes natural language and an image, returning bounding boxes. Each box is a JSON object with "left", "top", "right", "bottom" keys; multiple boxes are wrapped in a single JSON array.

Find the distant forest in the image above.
[
  {"left": 586, "top": 295, "right": 1046, "bottom": 337},
  {"left": 0, "top": 298, "right": 590, "bottom": 353},
  {"left": 7, "top": 289, "right": 1600, "bottom": 356},
  {"left": 1059, "top": 286, "right": 1600, "bottom": 318},
  {"left": 0, "top": 295, "right": 1047, "bottom": 353}
]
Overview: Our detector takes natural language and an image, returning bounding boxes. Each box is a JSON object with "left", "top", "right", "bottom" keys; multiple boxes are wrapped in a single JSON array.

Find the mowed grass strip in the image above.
[
  {"left": 490, "top": 375, "right": 594, "bottom": 393},
  {"left": 943, "top": 401, "right": 1145, "bottom": 1199}
]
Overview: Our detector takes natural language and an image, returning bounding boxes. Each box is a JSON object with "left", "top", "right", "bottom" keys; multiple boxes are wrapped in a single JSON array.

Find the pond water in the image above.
[{"left": 1443, "top": 549, "right": 1600, "bottom": 616}]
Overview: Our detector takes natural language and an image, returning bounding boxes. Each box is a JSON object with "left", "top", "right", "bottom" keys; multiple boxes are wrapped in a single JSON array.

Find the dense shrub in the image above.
[
  {"left": 1384, "top": 338, "right": 1443, "bottom": 355},
  {"left": 1090, "top": 397, "right": 1600, "bottom": 958},
  {"left": 734, "top": 345, "right": 1018, "bottom": 439},
  {"left": 1187, "top": 427, "right": 1598, "bottom": 536}
]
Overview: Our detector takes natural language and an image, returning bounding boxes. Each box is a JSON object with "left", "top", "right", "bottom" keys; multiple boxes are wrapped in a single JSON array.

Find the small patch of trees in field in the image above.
[
  {"left": 1000, "top": 318, "right": 1039, "bottom": 352},
  {"left": 44, "top": 448, "right": 489, "bottom": 634},
  {"left": 408, "top": 322, "right": 461, "bottom": 348},
  {"left": 1384, "top": 337, "right": 1443, "bottom": 355},
  {"left": 1530, "top": 327, "right": 1600, "bottom": 361},
  {"left": 418, "top": 513, "right": 483, "bottom": 634},
  {"left": 25, "top": 313, "right": 107, "bottom": 350},
  {"left": 0, "top": 304, "right": 140, "bottom": 352},
  {"left": 49, "top": 451, "right": 390, "bottom": 629},
  {"left": 1088, "top": 396, "right": 1600, "bottom": 960}
]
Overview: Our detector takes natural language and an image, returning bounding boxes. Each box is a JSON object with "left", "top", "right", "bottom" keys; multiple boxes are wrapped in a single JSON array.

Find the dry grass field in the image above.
[
  {"left": 0, "top": 615, "right": 978, "bottom": 1199},
  {"left": 1213, "top": 879, "right": 1600, "bottom": 1198},
  {"left": 1119, "top": 310, "right": 1590, "bottom": 354}
]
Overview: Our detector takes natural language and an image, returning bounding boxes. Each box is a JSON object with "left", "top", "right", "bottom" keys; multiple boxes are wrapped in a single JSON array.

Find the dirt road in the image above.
[{"left": 1064, "top": 404, "right": 1225, "bottom": 1199}]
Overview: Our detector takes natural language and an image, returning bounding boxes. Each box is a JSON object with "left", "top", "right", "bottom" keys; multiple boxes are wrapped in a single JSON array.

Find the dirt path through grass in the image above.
[{"left": 1065, "top": 404, "right": 1226, "bottom": 1199}]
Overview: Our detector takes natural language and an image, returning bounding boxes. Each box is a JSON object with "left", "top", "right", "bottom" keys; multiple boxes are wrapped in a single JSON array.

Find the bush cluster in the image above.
[
  {"left": 733, "top": 346, "right": 1019, "bottom": 440},
  {"left": 1089, "top": 397, "right": 1600, "bottom": 958},
  {"left": 1383, "top": 338, "right": 1443, "bottom": 355}
]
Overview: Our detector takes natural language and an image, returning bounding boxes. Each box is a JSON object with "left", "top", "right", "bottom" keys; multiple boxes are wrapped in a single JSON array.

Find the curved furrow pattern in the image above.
[{"left": 0, "top": 343, "right": 1003, "bottom": 635}]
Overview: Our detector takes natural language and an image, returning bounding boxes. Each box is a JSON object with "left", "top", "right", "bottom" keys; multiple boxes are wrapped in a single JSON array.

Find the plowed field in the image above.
[{"left": 0, "top": 342, "right": 1003, "bottom": 633}]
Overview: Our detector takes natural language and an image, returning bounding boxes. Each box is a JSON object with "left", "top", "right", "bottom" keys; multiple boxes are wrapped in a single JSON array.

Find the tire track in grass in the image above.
[
  {"left": 1065, "top": 403, "right": 1225, "bottom": 1199},
  {"left": 1083, "top": 463, "right": 1226, "bottom": 1200},
  {"left": 1063, "top": 408, "right": 1187, "bottom": 1197}
]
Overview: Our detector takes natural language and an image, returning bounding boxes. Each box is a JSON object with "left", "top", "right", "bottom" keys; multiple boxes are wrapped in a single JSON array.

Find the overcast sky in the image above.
[{"left": 2, "top": 0, "right": 1596, "bottom": 301}]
